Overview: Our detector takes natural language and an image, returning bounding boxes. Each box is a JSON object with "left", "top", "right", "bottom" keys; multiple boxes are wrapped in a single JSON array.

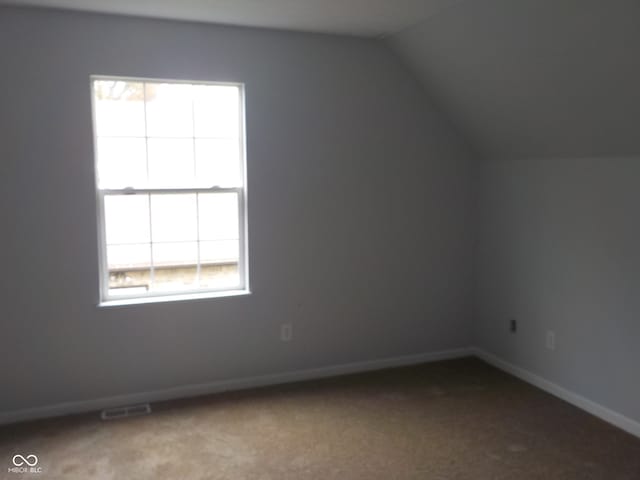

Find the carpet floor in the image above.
[{"left": 1, "top": 357, "right": 639, "bottom": 479}]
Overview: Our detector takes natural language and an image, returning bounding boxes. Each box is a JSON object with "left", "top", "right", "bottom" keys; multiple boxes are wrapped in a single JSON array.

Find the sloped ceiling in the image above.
[
  {"left": 0, "top": 0, "right": 463, "bottom": 37},
  {"left": 390, "top": 0, "right": 640, "bottom": 160}
]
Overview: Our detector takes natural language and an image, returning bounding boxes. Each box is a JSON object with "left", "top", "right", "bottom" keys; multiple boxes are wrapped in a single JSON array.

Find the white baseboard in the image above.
[
  {"left": 0, "top": 347, "right": 472, "bottom": 426},
  {"left": 473, "top": 348, "right": 640, "bottom": 439},
  {"left": 6, "top": 347, "right": 637, "bottom": 440}
]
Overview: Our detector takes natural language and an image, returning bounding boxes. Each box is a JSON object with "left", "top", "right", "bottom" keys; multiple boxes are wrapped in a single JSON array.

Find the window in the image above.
[{"left": 92, "top": 77, "right": 248, "bottom": 304}]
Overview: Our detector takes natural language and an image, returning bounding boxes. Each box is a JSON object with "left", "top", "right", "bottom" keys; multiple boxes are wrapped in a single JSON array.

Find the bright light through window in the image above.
[{"left": 92, "top": 77, "right": 247, "bottom": 302}]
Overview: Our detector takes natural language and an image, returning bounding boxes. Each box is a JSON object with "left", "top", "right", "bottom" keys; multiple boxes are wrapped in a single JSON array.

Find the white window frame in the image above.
[{"left": 91, "top": 75, "right": 250, "bottom": 306}]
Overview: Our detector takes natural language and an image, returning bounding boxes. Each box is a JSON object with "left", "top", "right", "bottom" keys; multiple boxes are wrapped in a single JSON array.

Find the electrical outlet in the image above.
[
  {"left": 280, "top": 323, "right": 293, "bottom": 342},
  {"left": 546, "top": 330, "right": 555, "bottom": 350},
  {"left": 509, "top": 319, "right": 517, "bottom": 333}
]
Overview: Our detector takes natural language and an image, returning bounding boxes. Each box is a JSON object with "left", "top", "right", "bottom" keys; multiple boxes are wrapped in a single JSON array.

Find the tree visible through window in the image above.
[{"left": 92, "top": 77, "right": 247, "bottom": 302}]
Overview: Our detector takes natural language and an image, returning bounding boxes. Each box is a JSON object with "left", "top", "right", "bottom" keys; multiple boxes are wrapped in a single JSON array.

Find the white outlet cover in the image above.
[
  {"left": 546, "top": 331, "right": 555, "bottom": 350},
  {"left": 280, "top": 323, "right": 293, "bottom": 342}
]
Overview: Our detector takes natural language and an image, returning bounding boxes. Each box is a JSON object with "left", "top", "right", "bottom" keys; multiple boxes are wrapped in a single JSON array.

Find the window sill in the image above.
[{"left": 98, "top": 289, "right": 251, "bottom": 308}]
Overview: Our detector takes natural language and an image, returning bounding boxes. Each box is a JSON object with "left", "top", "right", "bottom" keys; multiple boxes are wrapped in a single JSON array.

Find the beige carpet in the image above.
[{"left": 1, "top": 358, "right": 639, "bottom": 479}]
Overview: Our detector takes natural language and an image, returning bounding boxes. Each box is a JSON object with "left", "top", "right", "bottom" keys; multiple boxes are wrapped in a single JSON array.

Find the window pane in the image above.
[
  {"left": 145, "top": 83, "right": 193, "bottom": 138},
  {"left": 97, "top": 138, "right": 147, "bottom": 188},
  {"left": 147, "top": 138, "right": 194, "bottom": 187},
  {"left": 199, "top": 264, "right": 240, "bottom": 289},
  {"left": 200, "top": 240, "right": 239, "bottom": 264},
  {"left": 104, "top": 195, "right": 150, "bottom": 245},
  {"left": 93, "top": 80, "right": 145, "bottom": 137},
  {"left": 152, "top": 266, "right": 198, "bottom": 292},
  {"left": 198, "top": 192, "right": 239, "bottom": 240},
  {"left": 193, "top": 85, "right": 240, "bottom": 138},
  {"left": 93, "top": 78, "right": 246, "bottom": 301},
  {"left": 108, "top": 266, "right": 151, "bottom": 297},
  {"left": 150, "top": 194, "right": 197, "bottom": 242},
  {"left": 107, "top": 244, "right": 151, "bottom": 270},
  {"left": 152, "top": 241, "right": 198, "bottom": 267},
  {"left": 195, "top": 139, "right": 241, "bottom": 187}
]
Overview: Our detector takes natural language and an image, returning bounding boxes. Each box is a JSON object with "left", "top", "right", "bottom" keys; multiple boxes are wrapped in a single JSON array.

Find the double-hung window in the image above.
[{"left": 92, "top": 77, "right": 248, "bottom": 304}]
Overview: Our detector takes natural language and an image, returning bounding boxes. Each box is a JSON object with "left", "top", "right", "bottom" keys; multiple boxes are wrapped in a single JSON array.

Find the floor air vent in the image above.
[{"left": 101, "top": 403, "right": 151, "bottom": 420}]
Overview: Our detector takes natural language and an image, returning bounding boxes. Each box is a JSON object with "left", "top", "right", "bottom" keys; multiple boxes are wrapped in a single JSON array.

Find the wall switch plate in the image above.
[
  {"left": 280, "top": 323, "right": 293, "bottom": 342},
  {"left": 509, "top": 319, "right": 517, "bottom": 333}
]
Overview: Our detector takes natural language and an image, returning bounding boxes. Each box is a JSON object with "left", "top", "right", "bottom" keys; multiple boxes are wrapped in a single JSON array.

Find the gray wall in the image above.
[
  {"left": 0, "top": 7, "right": 475, "bottom": 413},
  {"left": 475, "top": 157, "right": 640, "bottom": 423}
]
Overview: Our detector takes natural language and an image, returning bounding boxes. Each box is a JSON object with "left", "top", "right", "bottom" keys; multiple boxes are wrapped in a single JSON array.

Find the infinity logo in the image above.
[{"left": 12, "top": 454, "right": 38, "bottom": 467}]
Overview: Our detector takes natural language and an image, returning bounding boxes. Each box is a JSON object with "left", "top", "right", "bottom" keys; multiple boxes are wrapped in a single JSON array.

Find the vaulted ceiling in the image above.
[
  {"left": 0, "top": 0, "right": 463, "bottom": 37},
  {"left": 390, "top": 0, "right": 640, "bottom": 160}
]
